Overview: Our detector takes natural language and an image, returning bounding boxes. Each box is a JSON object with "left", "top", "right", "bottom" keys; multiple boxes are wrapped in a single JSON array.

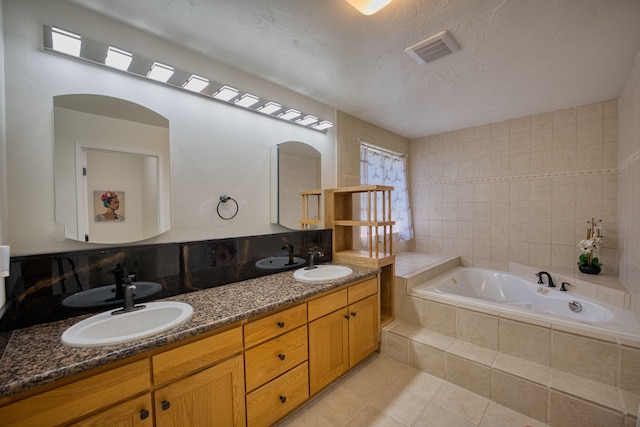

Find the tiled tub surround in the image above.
[
  {"left": 0, "top": 262, "right": 377, "bottom": 399},
  {"left": 1, "top": 229, "right": 332, "bottom": 332},
  {"left": 385, "top": 255, "right": 640, "bottom": 426},
  {"left": 409, "top": 99, "right": 619, "bottom": 276}
]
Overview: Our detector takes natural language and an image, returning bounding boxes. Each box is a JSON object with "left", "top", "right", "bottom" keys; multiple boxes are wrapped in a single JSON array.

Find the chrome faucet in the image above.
[
  {"left": 306, "top": 250, "right": 324, "bottom": 270},
  {"left": 535, "top": 271, "right": 555, "bottom": 288},
  {"left": 112, "top": 274, "right": 145, "bottom": 315}
]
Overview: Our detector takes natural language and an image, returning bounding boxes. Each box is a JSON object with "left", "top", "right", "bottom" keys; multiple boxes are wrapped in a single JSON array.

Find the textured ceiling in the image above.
[{"left": 65, "top": 0, "right": 640, "bottom": 138}]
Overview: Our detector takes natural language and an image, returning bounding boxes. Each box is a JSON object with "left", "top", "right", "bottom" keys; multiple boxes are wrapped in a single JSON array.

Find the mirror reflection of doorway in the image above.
[{"left": 79, "top": 147, "right": 159, "bottom": 243}]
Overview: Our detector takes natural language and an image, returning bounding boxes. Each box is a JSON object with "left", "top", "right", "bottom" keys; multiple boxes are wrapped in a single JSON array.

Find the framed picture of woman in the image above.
[{"left": 94, "top": 190, "right": 126, "bottom": 222}]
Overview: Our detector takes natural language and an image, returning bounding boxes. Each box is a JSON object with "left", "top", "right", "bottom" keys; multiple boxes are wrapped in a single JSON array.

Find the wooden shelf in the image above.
[
  {"left": 300, "top": 190, "right": 321, "bottom": 230},
  {"left": 325, "top": 185, "right": 396, "bottom": 328}
]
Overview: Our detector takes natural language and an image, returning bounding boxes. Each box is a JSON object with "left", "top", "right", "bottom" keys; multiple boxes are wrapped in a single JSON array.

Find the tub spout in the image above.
[{"left": 535, "top": 271, "right": 555, "bottom": 288}]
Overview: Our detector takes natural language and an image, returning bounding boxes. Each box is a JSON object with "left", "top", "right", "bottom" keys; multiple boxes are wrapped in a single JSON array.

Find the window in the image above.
[{"left": 360, "top": 143, "right": 414, "bottom": 241}]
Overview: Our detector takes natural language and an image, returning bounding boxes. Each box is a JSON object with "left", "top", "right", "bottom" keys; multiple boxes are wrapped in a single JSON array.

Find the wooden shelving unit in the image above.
[
  {"left": 325, "top": 185, "right": 395, "bottom": 326},
  {"left": 299, "top": 190, "right": 321, "bottom": 230}
]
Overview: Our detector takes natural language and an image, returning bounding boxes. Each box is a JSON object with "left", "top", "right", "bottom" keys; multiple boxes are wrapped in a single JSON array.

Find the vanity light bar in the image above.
[
  {"left": 182, "top": 74, "right": 210, "bottom": 92},
  {"left": 297, "top": 115, "right": 318, "bottom": 126},
  {"left": 147, "top": 62, "right": 175, "bottom": 82},
  {"left": 313, "top": 120, "right": 334, "bottom": 131},
  {"left": 42, "top": 25, "right": 334, "bottom": 133},
  {"left": 212, "top": 85, "right": 239, "bottom": 102},
  {"left": 279, "top": 109, "right": 301, "bottom": 121},
  {"left": 105, "top": 46, "right": 133, "bottom": 71},
  {"left": 51, "top": 27, "right": 82, "bottom": 57},
  {"left": 258, "top": 102, "right": 282, "bottom": 115},
  {"left": 234, "top": 93, "right": 260, "bottom": 108}
]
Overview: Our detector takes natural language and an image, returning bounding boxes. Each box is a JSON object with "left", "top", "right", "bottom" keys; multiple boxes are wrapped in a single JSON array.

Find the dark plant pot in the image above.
[{"left": 579, "top": 263, "right": 601, "bottom": 275}]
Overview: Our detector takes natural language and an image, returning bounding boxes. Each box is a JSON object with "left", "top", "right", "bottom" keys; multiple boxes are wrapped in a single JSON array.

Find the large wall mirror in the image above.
[
  {"left": 54, "top": 94, "right": 171, "bottom": 244},
  {"left": 270, "top": 141, "right": 322, "bottom": 230}
]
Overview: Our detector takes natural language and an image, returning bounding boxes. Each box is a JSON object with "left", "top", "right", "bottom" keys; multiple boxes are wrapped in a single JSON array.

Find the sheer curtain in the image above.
[{"left": 360, "top": 143, "right": 414, "bottom": 241}]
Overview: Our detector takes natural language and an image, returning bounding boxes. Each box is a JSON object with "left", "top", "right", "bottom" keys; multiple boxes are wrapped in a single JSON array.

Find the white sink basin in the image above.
[
  {"left": 255, "top": 256, "right": 306, "bottom": 270},
  {"left": 293, "top": 265, "right": 353, "bottom": 283},
  {"left": 61, "top": 282, "right": 163, "bottom": 309},
  {"left": 61, "top": 301, "right": 193, "bottom": 348}
]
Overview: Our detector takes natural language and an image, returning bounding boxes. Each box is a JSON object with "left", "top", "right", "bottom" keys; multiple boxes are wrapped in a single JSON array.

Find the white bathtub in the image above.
[{"left": 411, "top": 266, "right": 640, "bottom": 341}]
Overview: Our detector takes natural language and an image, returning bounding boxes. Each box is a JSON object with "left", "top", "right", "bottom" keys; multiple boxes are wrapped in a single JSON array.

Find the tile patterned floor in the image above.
[{"left": 277, "top": 353, "right": 549, "bottom": 427}]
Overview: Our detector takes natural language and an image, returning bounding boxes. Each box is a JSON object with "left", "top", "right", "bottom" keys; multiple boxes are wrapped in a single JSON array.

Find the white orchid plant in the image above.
[{"left": 577, "top": 218, "right": 603, "bottom": 266}]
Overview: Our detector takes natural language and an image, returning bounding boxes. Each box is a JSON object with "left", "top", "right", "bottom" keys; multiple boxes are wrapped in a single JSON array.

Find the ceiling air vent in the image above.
[{"left": 405, "top": 30, "right": 460, "bottom": 65}]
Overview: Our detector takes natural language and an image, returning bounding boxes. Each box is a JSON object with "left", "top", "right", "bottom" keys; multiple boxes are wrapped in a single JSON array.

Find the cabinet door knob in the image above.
[
  {"left": 279, "top": 395, "right": 287, "bottom": 403},
  {"left": 278, "top": 353, "right": 286, "bottom": 361},
  {"left": 351, "top": 312, "right": 357, "bottom": 317},
  {"left": 277, "top": 321, "right": 285, "bottom": 328},
  {"left": 161, "top": 400, "right": 171, "bottom": 411},
  {"left": 344, "top": 315, "right": 350, "bottom": 319},
  {"left": 139, "top": 409, "right": 150, "bottom": 420}
]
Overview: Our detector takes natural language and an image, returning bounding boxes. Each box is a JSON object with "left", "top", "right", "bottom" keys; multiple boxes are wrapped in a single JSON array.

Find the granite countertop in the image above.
[{"left": 0, "top": 264, "right": 378, "bottom": 400}]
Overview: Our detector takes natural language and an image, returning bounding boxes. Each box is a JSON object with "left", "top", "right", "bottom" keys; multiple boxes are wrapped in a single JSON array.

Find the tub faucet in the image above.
[
  {"left": 306, "top": 250, "right": 324, "bottom": 270},
  {"left": 536, "top": 271, "right": 555, "bottom": 288}
]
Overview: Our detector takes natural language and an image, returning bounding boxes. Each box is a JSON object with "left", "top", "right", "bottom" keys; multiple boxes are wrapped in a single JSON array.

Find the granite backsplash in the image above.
[{"left": 0, "top": 229, "right": 331, "bottom": 332}]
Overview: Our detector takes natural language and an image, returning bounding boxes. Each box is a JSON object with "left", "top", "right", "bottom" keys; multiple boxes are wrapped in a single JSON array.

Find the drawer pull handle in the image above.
[
  {"left": 161, "top": 400, "right": 171, "bottom": 411},
  {"left": 139, "top": 409, "right": 150, "bottom": 420},
  {"left": 279, "top": 395, "right": 287, "bottom": 403},
  {"left": 278, "top": 353, "right": 286, "bottom": 361},
  {"left": 351, "top": 312, "right": 357, "bottom": 317},
  {"left": 277, "top": 321, "right": 285, "bottom": 328}
]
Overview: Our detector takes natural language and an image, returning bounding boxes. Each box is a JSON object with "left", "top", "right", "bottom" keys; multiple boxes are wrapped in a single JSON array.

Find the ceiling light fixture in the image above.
[
  {"left": 234, "top": 93, "right": 259, "bottom": 108},
  {"left": 345, "top": 0, "right": 393, "bottom": 15},
  {"left": 213, "top": 85, "right": 239, "bottom": 101},
  {"left": 279, "top": 109, "right": 301, "bottom": 121},
  {"left": 147, "top": 62, "right": 175, "bottom": 82},
  {"left": 105, "top": 46, "right": 133, "bottom": 71},
  {"left": 258, "top": 102, "right": 282, "bottom": 115},
  {"left": 51, "top": 26, "right": 82, "bottom": 57},
  {"left": 182, "top": 74, "right": 210, "bottom": 92}
]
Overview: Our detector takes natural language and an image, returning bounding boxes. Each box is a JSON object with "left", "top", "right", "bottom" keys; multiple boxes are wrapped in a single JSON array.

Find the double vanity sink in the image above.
[{"left": 59, "top": 264, "right": 354, "bottom": 348}]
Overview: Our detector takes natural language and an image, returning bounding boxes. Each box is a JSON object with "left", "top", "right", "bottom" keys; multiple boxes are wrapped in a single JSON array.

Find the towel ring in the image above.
[{"left": 217, "top": 194, "right": 238, "bottom": 220}]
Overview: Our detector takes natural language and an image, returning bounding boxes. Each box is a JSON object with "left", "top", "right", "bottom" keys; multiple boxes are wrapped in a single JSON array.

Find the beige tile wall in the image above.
[
  {"left": 618, "top": 50, "right": 640, "bottom": 320},
  {"left": 409, "top": 100, "right": 619, "bottom": 275},
  {"left": 335, "top": 111, "right": 412, "bottom": 252}
]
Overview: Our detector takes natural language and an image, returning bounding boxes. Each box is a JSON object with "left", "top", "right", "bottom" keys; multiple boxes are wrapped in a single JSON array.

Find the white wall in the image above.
[
  {"left": 2, "top": 0, "right": 336, "bottom": 255},
  {"left": 618, "top": 49, "right": 640, "bottom": 320}
]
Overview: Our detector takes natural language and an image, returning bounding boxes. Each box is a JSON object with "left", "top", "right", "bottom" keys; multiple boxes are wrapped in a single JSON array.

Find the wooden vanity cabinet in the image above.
[
  {"left": 244, "top": 304, "right": 309, "bottom": 427},
  {"left": 0, "top": 358, "right": 150, "bottom": 427},
  {"left": 308, "top": 277, "right": 379, "bottom": 395},
  {"left": 0, "top": 326, "right": 245, "bottom": 427},
  {"left": 69, "top": 394, "right": 153, "bottom": 427},
  {"left": 152, "top": 326, "right": 246, "bottom": 427},
  {"left": 154, "top": 354, "right": 245, "bottom": 427}
]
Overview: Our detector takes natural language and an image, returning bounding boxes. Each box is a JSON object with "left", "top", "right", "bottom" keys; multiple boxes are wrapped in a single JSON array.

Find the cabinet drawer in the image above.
[
  {"left": 246, "top": 362, "right": 309, "bottom": 427},
  {"left": 244, "top": 304, "right": 307, "bottom": 347},
  {"left": 245, "top": 326, "right": 308, "bottom": 392},
  {"left": 0, "top": 359, "right": 149, "bottom": 427},
  {"left": 307, "top": 289, "right": 348, "bottom": 321},
  {"left": 348, "top": 277, "right": 378, "bottom": 304},
  {"left": 152, "top": 326, "right": 243, "bottom": 385}
]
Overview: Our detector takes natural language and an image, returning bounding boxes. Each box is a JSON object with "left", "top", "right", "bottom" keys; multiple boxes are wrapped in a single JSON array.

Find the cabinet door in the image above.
[
  {"left": 0, "top": 359, "right": 149, "bottom": 427},
  {"left": 349, "top": 294, "right": 379, "bottom": 367},
  {"left": 308, "top": 307, "right": 349, "bottom": 395},
  {"left": 155, "top": 355, "right": 246, "bottom": 427},
  {"left": 70, "top": 394, "right": 153, "bottom": 427}
]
